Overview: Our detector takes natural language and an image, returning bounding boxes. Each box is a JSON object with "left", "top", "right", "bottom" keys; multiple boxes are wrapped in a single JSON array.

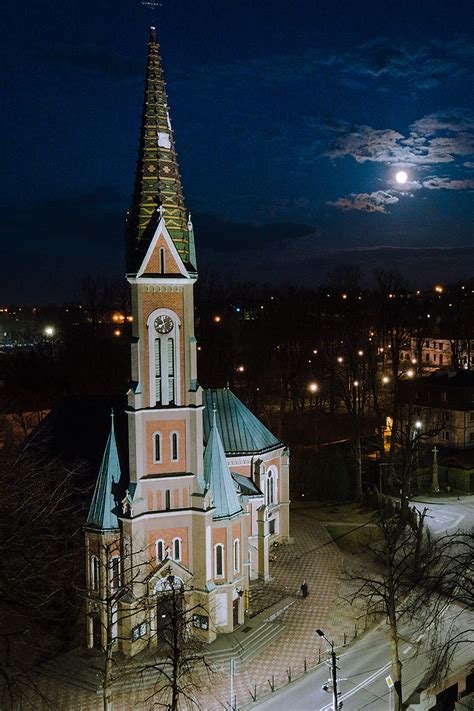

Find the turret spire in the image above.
[
  {"left": 86, "top": 409, "right": 122, "bottom": 530},
  {"left": 127, "top": 27, "right": 195, "bottom": 274}
]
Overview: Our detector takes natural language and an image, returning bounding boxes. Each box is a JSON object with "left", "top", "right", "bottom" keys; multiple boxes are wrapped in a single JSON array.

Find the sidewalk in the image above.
[{"left": 28, "top": 509, "right": 363, "bottom": 710}]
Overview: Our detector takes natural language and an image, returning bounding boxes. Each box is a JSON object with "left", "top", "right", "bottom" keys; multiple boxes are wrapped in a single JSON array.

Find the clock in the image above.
[{"left": 154, "top": 315, "right": 174, "bottom": 334}]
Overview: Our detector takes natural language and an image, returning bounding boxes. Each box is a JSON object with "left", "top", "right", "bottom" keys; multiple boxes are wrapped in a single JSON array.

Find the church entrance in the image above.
[{"left": 232, "top": 599, "right": 239, "bottom": 628}]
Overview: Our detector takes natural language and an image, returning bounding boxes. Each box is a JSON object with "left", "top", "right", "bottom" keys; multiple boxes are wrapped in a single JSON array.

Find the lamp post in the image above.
[
  {"left": 308, "top": 382, "right": 319, "bottom": 452},
  {"left": 414, "top": 421, "right": 422, "bottom": 491},
  {"left": 317, "top": 629, "right": 340, "bottom": 711}
]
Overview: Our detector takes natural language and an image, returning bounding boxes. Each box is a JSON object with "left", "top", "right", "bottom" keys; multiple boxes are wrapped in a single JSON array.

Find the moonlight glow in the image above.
[{"left": 395, "top": 170, "right": 408, "bottom": 184}]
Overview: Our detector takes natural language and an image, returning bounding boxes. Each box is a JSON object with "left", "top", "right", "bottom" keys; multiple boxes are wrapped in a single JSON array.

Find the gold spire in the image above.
[{"left": 127, "top": 27, "right": 194, "bottom": 273}]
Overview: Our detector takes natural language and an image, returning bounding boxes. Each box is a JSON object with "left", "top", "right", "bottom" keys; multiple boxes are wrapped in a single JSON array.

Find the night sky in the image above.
[{"left": 2, "top": 0, "right": 473, "bottom": 303}]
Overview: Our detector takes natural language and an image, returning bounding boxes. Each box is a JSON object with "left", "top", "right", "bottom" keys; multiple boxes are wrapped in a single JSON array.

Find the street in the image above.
[
  {"left": 254, "top": 603, "right": 473, "bottom": 710},
  {"left": 410, "top": 494, "right": 474, "bottom": 535}
]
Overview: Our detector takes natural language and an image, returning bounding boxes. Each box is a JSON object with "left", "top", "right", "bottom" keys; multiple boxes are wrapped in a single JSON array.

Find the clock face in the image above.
[{"left": 154, "top": 315, "right": 174, "bottom": 334}]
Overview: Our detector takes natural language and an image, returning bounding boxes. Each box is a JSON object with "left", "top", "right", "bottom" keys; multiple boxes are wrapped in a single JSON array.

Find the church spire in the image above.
[{"left": 127, "top": 27, "right": 194, "bottom": 273}]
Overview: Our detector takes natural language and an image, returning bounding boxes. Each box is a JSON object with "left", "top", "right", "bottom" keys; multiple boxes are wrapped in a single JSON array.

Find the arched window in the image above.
[
  {"left": 165, "top": 489, "right": 171, "bottom": 511},
  {"left": 214, "top": 544, "right": 224, "bottom": 578},
  {"left": 170, "top": 432, "right": 179, "bottom": 462},
  {"left": 90, "top": 555, "right": 100, "bottom": 592},
  {"left": 233, "top": 539, "right": 240, "bottom": 574},
  {"left": 153, "top": 433, "right": 162, "bottom": 463},
  {"left": 266, "top": 467, "right": 278, "bottom": 506},
  {"left": 172, "top": 537, "right": 182, "bottom": 562},
  {"left": 155, "top": 539, "right": 165, "bottom": 562},
  {"left": 148, "top": 310, "right": 181, "bottom": 407},
  {"left": 109, "top": 556, "right": 121, "bottom": 590}
]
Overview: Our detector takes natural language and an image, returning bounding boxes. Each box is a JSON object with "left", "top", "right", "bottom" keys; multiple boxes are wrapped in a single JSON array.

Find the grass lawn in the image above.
[
  {"left": 324, "top": 523, "right": 381, "bottom": 554},
  {"left": 291, "top": 500, "right": 380, "bottom": 553},
  {"left": 292, "top": 500, "right": 375, "bottom": 524}
]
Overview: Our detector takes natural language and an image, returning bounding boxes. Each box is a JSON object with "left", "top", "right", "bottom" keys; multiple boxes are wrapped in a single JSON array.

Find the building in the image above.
[
  {"left": 399, "top": 370, "right": 474, "bottom": 450},
  {"left": 83, "top": 27, "right": 289, "bottom": 655},
  {"left": 400, "top": 336, "right": 474, "bottom": 373}
]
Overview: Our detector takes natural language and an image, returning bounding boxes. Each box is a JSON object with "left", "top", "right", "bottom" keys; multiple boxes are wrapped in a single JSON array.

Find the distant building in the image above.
[
  {"left": 400, "top": 337, "right": 474, "bottom": 373},
  {"left": 83, "top": 28, "right": 289, "bottom": 656},
  {"left": 399, "top": 370, "right": 474, "bottom": 450}
]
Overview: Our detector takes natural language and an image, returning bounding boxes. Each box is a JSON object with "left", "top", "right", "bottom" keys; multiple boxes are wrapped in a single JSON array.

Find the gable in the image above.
[{"left": 137, "top": 217, "right": 189, "bottom": 278}]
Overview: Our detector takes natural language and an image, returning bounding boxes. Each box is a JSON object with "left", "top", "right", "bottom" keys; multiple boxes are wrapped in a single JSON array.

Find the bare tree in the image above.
[
  {"left": 0, "top": 430, "right": 88, "bottom": 709},
  {"left": 346, "top": 507, "right": 442, "bottom": 711}
]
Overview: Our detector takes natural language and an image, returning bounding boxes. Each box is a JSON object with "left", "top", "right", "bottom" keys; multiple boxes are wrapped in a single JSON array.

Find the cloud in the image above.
[
  {"left": 324, "top": 109, "right": 474, "bottom": 169},
  {"left": 463, "top": 161, "right": 474, "bottom": 168},
  {"left": 422, "top": 176, "right": 474, "bottom": 190},
  {"left": 173, "top": 36, "right": 472, "bottom": 95},
  {"left": 327, "top": 191, "right": 399, "bottom": 213}
]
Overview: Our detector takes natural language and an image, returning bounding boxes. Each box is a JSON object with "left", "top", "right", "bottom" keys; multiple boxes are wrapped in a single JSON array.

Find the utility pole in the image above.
[
  {"left": 330, "top": 645, "right": 339, "bottom": 711},
  {"left": 317, "top": 629, "right": 342, "bottom": 710}
]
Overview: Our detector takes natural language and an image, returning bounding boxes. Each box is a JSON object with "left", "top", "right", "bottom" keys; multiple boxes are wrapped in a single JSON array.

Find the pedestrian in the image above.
[{"left": 301, "top": 579, "right": 308, "bottom": 598}]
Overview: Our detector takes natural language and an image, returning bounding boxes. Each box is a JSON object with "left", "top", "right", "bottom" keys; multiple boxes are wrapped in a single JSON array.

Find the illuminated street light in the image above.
[
  {"left": 358, "top": 350, "right": 364, "bottom": 357},
  {"left": 114, "top": 329, "right": 121, "bottom": 337},
  {"left": 44, "top": 326, "right": 55, "bottom": 337},
  {"left": 213, "top": 315, "right": 221, "bottom": 323},
  {"left": 353, "top": 380, "right": 359, "bottom": 387},
  {"left": 236, "top": 365, "right": 245, "bottom": 373},
  {"left": 337, "top": 356, "right": 344, "bottom": 364},
  {"left": 308, "top": 382, "right": 319, "bottom": 394},
  {"left": 415, "top": 420, "right": 422, "bottom": 429},
  {"left": 406, "top": 369, "right": 415, "bottom": 378},
  {"left": 382, "top": 376, "right": 390, "bottom": 384}
]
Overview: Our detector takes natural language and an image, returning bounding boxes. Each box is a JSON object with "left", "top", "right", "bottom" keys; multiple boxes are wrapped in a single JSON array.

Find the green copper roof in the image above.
[
  {"left": 203, "top": 389, "right": 282, "bottom": 455},
  {"left": 127, "top": 27, "right": 196, "bottom": 274},
  {"left": 86, "top": 411, "right": 121, "bottom": 530},
  {"left": 204, "top": 409, "right": 242, "bottom": 520}
]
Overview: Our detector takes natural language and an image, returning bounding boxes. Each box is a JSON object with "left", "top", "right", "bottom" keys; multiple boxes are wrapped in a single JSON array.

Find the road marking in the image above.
[{"left": 319, "top": 661, "right": 392, "bottom": 710}]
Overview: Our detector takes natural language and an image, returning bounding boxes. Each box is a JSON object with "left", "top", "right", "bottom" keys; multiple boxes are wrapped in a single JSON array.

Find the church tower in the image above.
[{"left": 84, "top": 26, "right": 289, "bottom": 657}]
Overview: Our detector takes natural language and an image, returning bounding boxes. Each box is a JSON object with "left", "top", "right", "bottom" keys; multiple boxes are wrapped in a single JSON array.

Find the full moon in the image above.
[{"left": 395, "top": 170, "right": 408, "bottom": 184}]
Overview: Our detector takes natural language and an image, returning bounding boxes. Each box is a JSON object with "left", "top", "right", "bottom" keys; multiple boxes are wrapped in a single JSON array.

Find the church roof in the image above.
[
  {"left": 126, "top": 27, "right": 196, "bottom": 275},
  {"left": 203, "top": 389, "right": 282, "bottom": 456},
  {"left": 204, "top": 409, "right": 242, "bottom": 520},
  {"left": 86, "top": 410, "right": 122, "bottom": 530}
]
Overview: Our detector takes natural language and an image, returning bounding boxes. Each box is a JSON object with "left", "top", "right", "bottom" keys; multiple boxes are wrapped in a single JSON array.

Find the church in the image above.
[{"left": 84, "top": 27, "right": 290, "bottom": 655}]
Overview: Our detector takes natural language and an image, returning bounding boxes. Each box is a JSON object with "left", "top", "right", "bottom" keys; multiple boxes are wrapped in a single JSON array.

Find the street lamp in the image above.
[
  {"left": 308, "top": 382, "right": 319, "bottom": 394},
  {"left": 317, "top": 629, "right": 341, "bottom": 711},
  {"left": 44, "top": 326, "right": 55, "bottom": 337}
]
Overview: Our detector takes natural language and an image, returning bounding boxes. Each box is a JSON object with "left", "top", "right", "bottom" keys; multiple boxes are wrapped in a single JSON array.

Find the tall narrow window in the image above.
[
  {"left": 165, "top": 489, "right": 171, "bottom": 511},
  {"left": 159, "top": 248, "right": 165, "bottom": 274},
  {"left": 215, "top": 544, "right": 224, "bottom": 578},
  {"left": 153, "top": 433, "right": 162, "bottom": 463},
  {"left": 172, "top": 537, "right": 182, "bottom": 562},
  {"left": 168, "top": 338, "right": 175, "bottom": 403},
  {"left": 110, "top": 556, "right": 121, "bottom": 590},
  {"left": 155, "top": 539, "right": 165, "bottom": 562},
  {"left": 90, "top": 555, "right": 100, "bottom": 592},
  {"left": 233, "top": 539, "right": 240, "bottom": 574},
  {"left": 155, "top": 340, "right": 162, "bottom": 404},
  {"left": 171, "top": 432, "right": 178, "bottom": 462}
]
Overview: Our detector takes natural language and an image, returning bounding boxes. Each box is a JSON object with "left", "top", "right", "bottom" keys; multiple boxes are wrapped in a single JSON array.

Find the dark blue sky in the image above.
[{"left": 2, "top": 0, "right": 473, "bottom": 302}]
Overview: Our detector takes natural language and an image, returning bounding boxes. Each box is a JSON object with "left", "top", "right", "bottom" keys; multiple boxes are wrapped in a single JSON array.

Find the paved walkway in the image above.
[{"left": 25, "top": 510, "right": 364, "bottom": 711}]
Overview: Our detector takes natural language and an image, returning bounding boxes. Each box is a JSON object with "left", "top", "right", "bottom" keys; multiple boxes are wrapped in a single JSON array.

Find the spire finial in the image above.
[
  {"left": 110, "top": 407, "right": 115, "bottom": 430},
  {"left": 149, "top": 26, "right": 157, "bottom": 44},
  {"left": 212, "top": 401, "right": 217, "bottom": 427}
]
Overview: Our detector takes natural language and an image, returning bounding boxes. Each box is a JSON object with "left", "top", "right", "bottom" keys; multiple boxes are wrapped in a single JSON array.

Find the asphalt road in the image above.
[
  {"left": 410, "top": 494, "right": 474, "bottom": 535},
  {"left": 254, "top": 604, "right": 473, "bottom": 711}
]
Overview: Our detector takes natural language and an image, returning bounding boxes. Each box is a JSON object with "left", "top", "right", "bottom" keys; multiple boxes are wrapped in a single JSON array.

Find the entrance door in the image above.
[{"left": 232, "top": 599, "right": 239, "bottom": 628}]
